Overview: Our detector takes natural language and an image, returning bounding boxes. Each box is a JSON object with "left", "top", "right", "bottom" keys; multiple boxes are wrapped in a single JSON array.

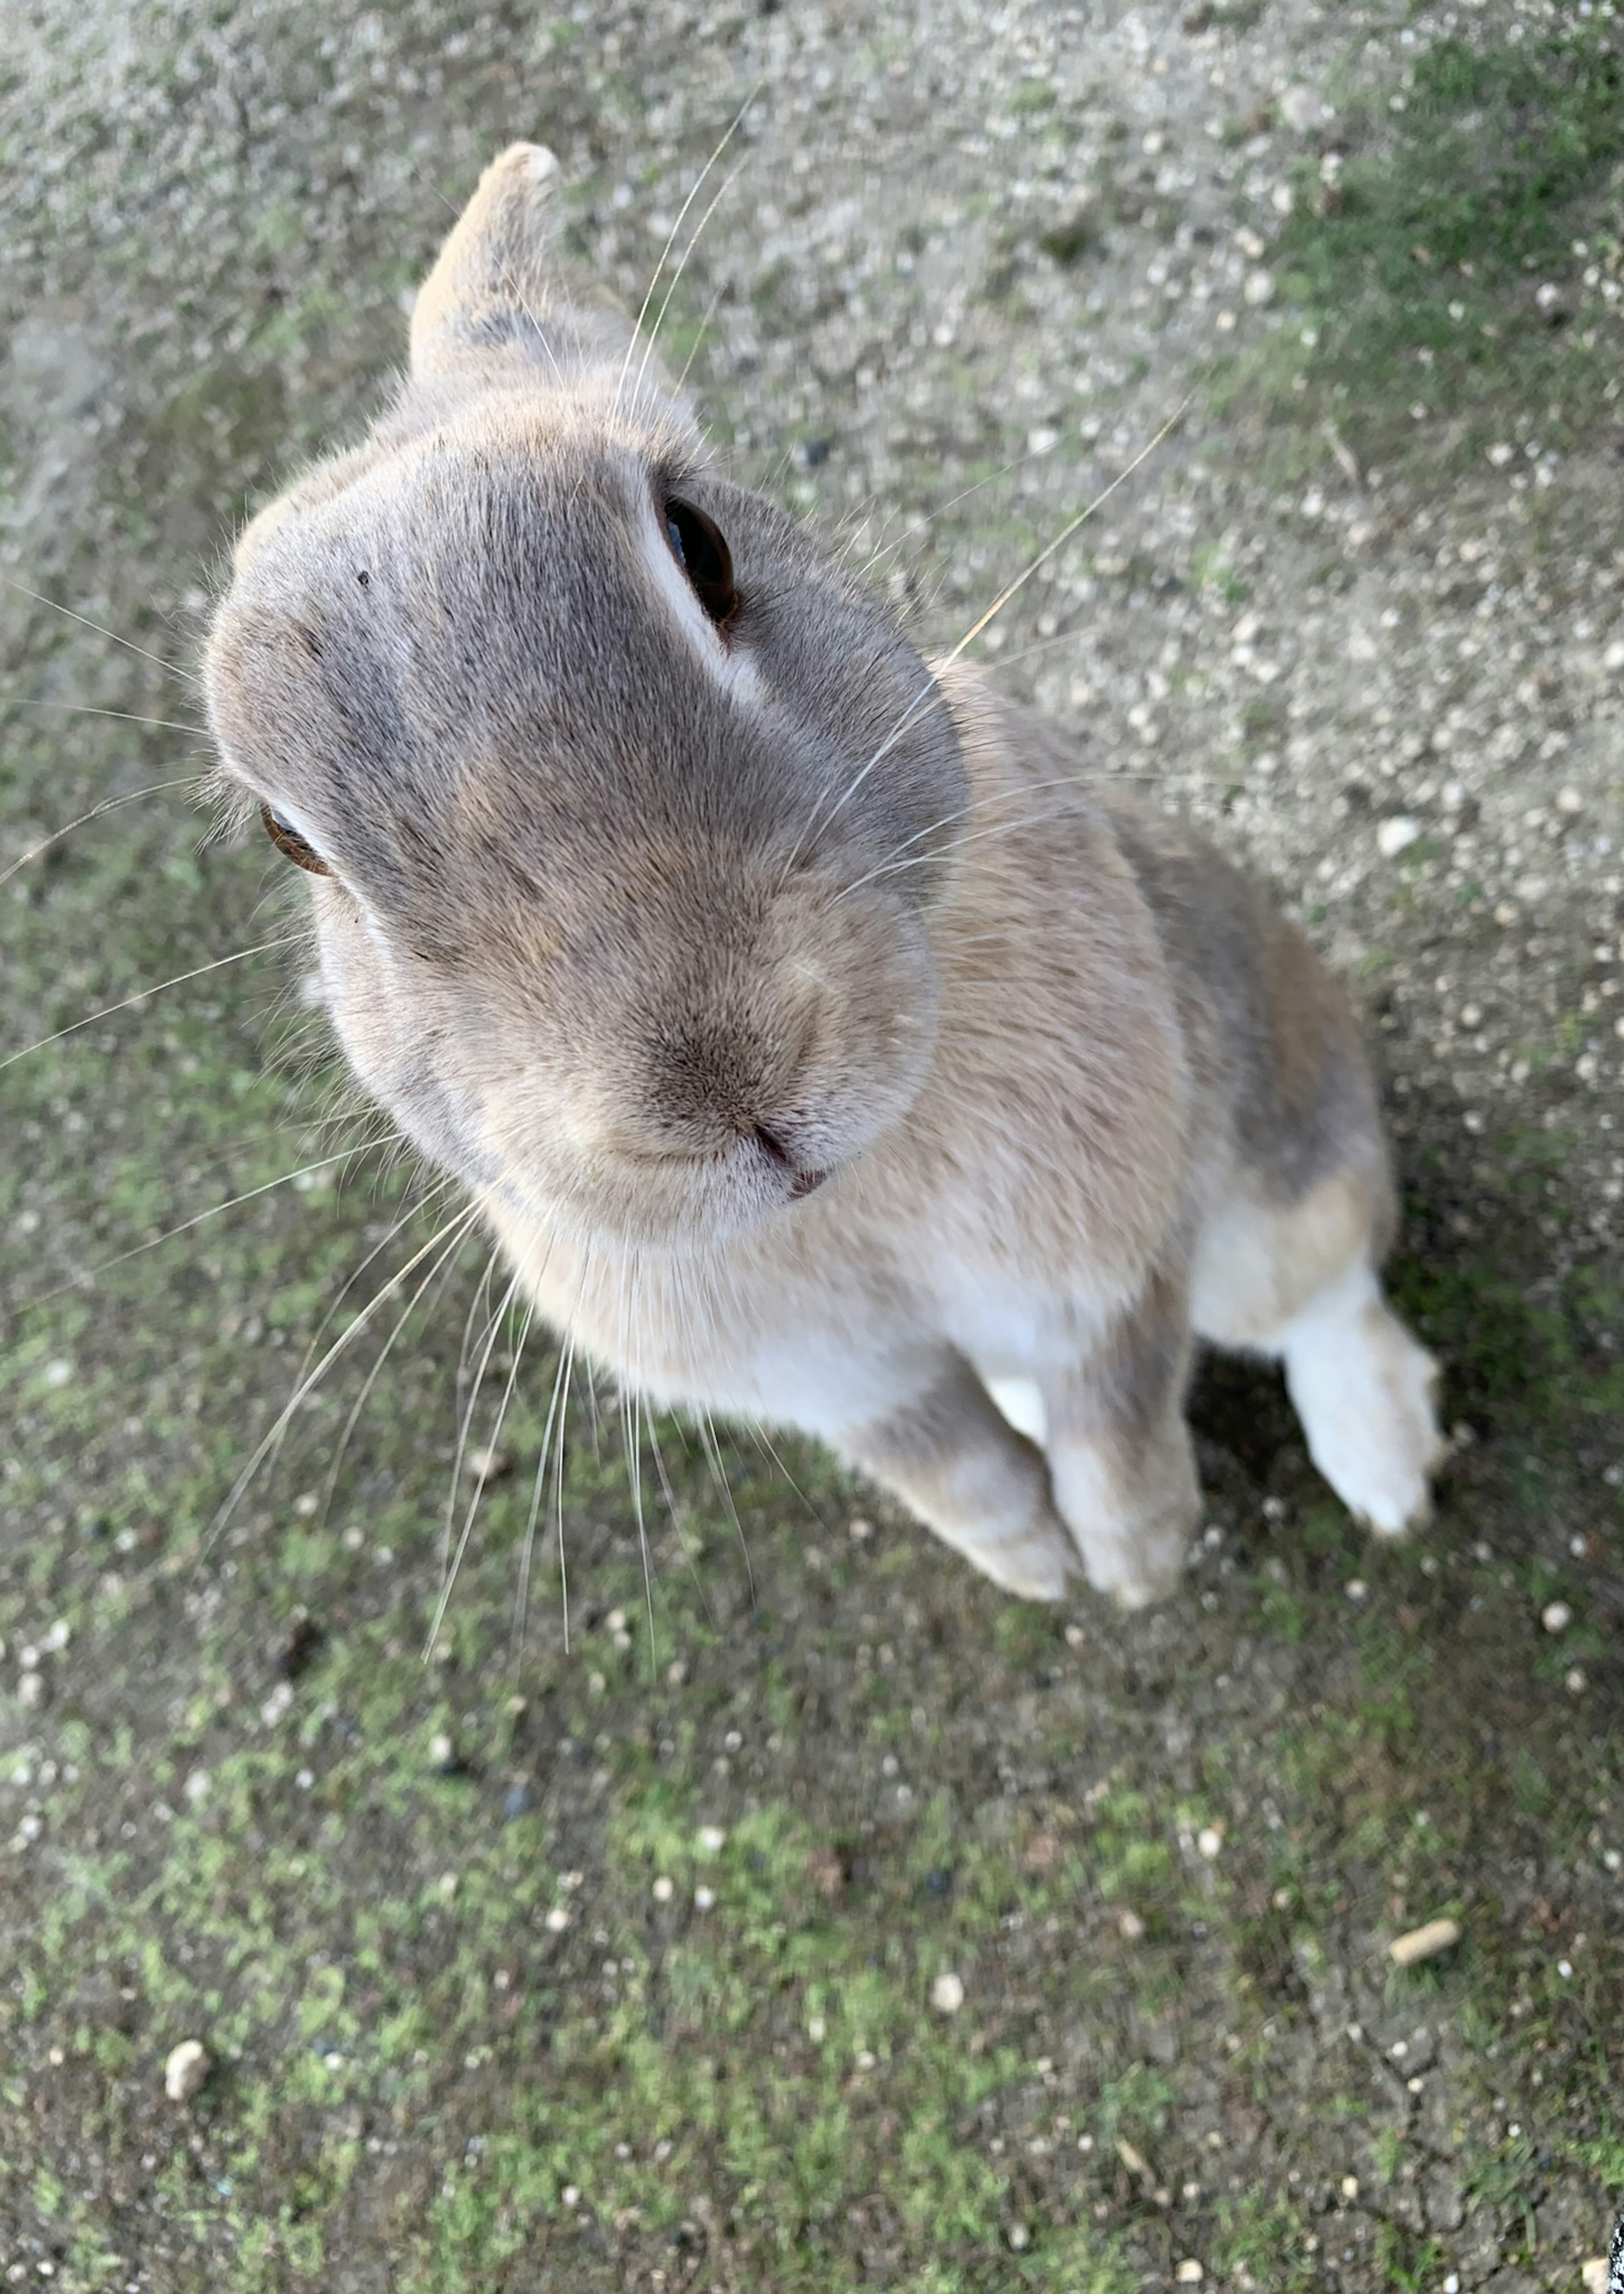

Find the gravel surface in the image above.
[{"left": 2, "top": 3, "right": 1622, "bottom": 2290}]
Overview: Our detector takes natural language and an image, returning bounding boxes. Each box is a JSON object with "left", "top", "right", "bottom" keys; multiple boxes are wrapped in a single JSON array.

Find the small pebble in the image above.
[
  {"left": 1344, "top": 1578, "right": 1368, "bottom": 1602},
  {"left": 259, "top": 1681, "right": 294, "bottom": 1728},
  {"left": 1580, "top": 2258, "right": 1609, "bottom": 2293},
  {"left": 1196, "top": 1826, "right": 1223, "bottom": 1860},
  {"left": 1388, "top": 1916, "right": 1461, "bottom": 1967},
  {"left": 502, "top": 1783, "right": 532, "bottom": 1820},
  {"left": 1340, "top": 2175, "right": 1359, "bottom": 2200},
  {"left": 163, "top": 2040, "right": 211, "bottom": 2103},
  {"left": 848, "top": 1516, "right": 872, "bottom": 1541},
  {"left": 930, "top": 1971, "right": 965, "bottom": 2015},
  {"left": 694, "top": 1886, "right": 715, "bottom": 1910},
  {"left": 468, "top": 1444, "right": 513, "bottom": 1482},
  {"left": 1118, "top": 1909, "right": 1146, "bottom": 1941},
  {"left": 1376, "top": 817, "right": 1420, "bottom": 859},
  {"left": 545, "top": 1905, "right": 570, "bottom": 1932},
  {"left": 1116, "top": 2138, "right": 1151, "bottom": 2180},
  {"left": 652, "top": 1875, "right": 675, "bottom": 1902},
  {"left": 697, "top": 1825, "right": 727, "bottom": 1854},
  {"left": 1541, "top": 1600, "right": 1572, "bottom": 1634},
  {"left": 1566, "top": 1668, "right": 1588, "bottom": 1696},
  {"left": 1175, "top": 2264, "right": 1204, "bottom": 2285},
  {"left": 1008, "top": 2223, "right": 1031, "bottom": 2251}
]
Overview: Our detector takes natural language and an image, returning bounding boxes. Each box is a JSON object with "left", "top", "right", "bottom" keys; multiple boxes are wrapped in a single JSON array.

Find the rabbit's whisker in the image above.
[
  {"left": 556, "top": 1334, "right": 579, "bottom": 1652},
  {"left": 282, "top": 1176, "right": 462, "bottom": 1465},
  {"left": 315, "top": 1205, "right": 472, "bottom": 1535},
  {"left": 938, "top": 398, "right": 1191, "bottom": 671},
  {"left": 0, "top": 940, "right": 285, "bottom": 1074},
  {"left": 633, "top": 161, "right": 747, "bottom": 413},
  {"left": 427, "top": 1289, "right": 533, "bottom": 1661},
  {"left": 3, "top": 578, "right": 204, "bottom": 689},
  {"left": 791, "top": 403, "right": 1188, "bottom": 879},
  {"left": 672, "top": 283, "right": 726, "bottom": 402},
  {"left": 0, "top": 774, "right": 207, "bottom": 887},
  {"left": 9, "top": 700, "right": 209, "bottom": 735},
  {"left": 512, "top": 1332, "right": 575, "bottom": 1671},
  {"left": 837, "top": 770, "right": 1122, "bottom": 903},
  {"left": 14, "top": 1142, "right": 377, "bottom": 1314},
  {"left": 202, "top": 1199, "right": 484, "bottom": 1554},
  {"left": 645, "top": 1394, "right": 717, "bottom": 1635},
  {"left": 852, "top": 443, "right": 1061, "bottom": 581},
  {"left": 615, "top": 93, "right": 755, "bottom": 422},
  {"left": 442, "top": 1250, "right": 510, "bottom": 1578},
  {"left": 700, "top": 1405, "right": 755, "bottom": 1608},
  {"left": 748, "top": 1421, "right": 824, "bottom": 1532}
]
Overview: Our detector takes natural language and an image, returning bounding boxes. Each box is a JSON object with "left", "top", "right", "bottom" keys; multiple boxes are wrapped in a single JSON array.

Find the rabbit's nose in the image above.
[{"left": 753, "top": 1123, "right": 829, "bottom": 1199}]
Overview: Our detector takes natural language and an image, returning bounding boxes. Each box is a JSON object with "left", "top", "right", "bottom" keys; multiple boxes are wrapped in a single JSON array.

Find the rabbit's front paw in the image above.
[
  {"left": 964, "top": 1503, "right": 1077, "bottom": 1603},
  {"left": 1051, "top": 1436, "right": 1200, "bottom": 1611}
]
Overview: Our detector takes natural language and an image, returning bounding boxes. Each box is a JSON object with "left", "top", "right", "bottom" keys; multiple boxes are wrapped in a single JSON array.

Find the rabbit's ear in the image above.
[{"left": 409, "top": 143, "right": 640, "bottom": 391}]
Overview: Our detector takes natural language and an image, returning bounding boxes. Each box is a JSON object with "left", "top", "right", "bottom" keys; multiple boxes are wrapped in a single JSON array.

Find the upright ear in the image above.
[{"left": 409, "top": 142, "right": 642, "bottom": 393}]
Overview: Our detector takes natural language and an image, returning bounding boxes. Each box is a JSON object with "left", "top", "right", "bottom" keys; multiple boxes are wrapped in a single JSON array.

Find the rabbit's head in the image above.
[{"left": 205, "top": 148, "right": 965, "bottom": 1250}]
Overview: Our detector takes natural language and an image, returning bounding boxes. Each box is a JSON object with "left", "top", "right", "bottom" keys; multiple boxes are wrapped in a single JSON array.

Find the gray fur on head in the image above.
[{"left": 207, "top": 151, "right": 962, "bottom": 1248}]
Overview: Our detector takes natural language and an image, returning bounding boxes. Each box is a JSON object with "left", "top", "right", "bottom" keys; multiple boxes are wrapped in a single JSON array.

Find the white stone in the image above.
[
  {"left": 163, "top": 2040, "right": 210, "bottom": 2103},
  {"left": 931, "top": 1971, "right": 965, "bottom": 2014},
  {"left": 1377, "top": 818, "right": 1421, "bottom": 859}
]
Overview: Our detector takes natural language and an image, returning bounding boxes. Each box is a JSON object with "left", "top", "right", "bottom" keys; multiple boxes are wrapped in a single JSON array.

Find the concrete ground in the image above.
[{"left": 2, "top": 1, "right": 1621, "bottom": 2288}]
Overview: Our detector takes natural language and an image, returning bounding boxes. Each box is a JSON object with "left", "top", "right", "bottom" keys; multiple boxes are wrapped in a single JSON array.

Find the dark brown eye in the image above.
[
  {"left": 261, "top": 804, "right": 332, "bottom": 876},
  {"left": 664, "top": 498, "right": 737, "bottom": 626}
]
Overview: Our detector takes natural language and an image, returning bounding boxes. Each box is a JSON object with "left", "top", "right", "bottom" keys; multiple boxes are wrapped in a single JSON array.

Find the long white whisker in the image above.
[
  {"left": 2, "top": 578, "right": 204, "bottom": 688},
  {"left": 0, "top": 941, "right": 282, "bottom": 1073},
  {"left": 14, "top": 1144, "right": 372, "bottom": 1313},
  {"left": 699, "top": 1408, "right": 755, "bottom": 1607},
  {"left": 672, "top": 283, "right": 726, "bottom": 401},
  {"left": 556, "top": 1338, "right": 577, "bottom": 1653},
  {"left": 442, "top": 1254, "right": 515, "bottom": 1583},
  {"left": 282, "top": 1172, "right": 457, "bottom": 1420},
  {"left": 426, "top": 1292, "right": 534, "bottom": 1660},
  {"left": 784, "top": 401, "right": 1191, "bottom": 878},
  {"left": 202, "top": 1200, "right": 483, "bottom": 1553},
  {"left": 939, "top": 398, "right": 1192, "bottom": 668},
  {"left": 646, "top": 1398, "right": 717, "bottom": 1632},
  {"left": 513, "top": 1334, "right": 574, "bottom": 1671},
  {"left": 613, "top": 93, "right": 756, "bottom": 419},
  {"left": 315, "top": 1209, "right": 473, "bottom": 1531},
  {"left": 631, "top": 162, "right": 746, "bottom": 409},
  {"left": 8, "top": 700, "right": 210, "bottom": 738}
]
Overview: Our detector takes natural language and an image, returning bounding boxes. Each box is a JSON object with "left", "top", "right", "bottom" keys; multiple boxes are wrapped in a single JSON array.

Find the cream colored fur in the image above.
[{"left": 205, "top": 146, "right": 1444, "bottom": 1608}]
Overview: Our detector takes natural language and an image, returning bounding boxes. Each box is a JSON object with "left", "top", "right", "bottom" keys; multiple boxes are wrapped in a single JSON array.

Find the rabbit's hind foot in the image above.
[{"left": 1280, "top": 1262, "right": 1444, "bottom": 1536}]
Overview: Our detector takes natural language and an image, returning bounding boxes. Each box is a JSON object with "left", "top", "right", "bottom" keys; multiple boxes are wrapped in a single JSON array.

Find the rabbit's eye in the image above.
[
  {"left": 261, "top": 804, "right": 333, "bottom": 876},
  {"left": 664, "top": 499, "right": 737, "bottom": 626}
]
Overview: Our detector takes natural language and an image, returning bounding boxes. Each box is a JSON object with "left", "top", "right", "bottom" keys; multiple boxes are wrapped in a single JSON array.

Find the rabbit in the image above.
[{"left": 202, "top": 143, "right": 1445, "bottom": 1610}]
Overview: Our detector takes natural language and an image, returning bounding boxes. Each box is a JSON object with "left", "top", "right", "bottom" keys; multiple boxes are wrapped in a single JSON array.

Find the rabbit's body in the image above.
[{"left": 205, "top": 145, "right": 1442, "bottom": 1608}]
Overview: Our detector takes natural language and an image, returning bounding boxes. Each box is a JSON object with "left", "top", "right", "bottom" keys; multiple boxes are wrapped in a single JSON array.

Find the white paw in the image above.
[
  {"left": 1050, "top": 1442, "right": 1199, "bottom": 1610},
  {"left": 1285, "top": 1289, "right": 1443, "bottom": 1537}
]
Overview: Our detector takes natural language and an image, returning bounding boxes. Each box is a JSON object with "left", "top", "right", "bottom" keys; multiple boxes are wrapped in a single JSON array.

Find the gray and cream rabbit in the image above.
[{"left": 203, "top": 145, "right": 1444, "bottom": 1609}]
